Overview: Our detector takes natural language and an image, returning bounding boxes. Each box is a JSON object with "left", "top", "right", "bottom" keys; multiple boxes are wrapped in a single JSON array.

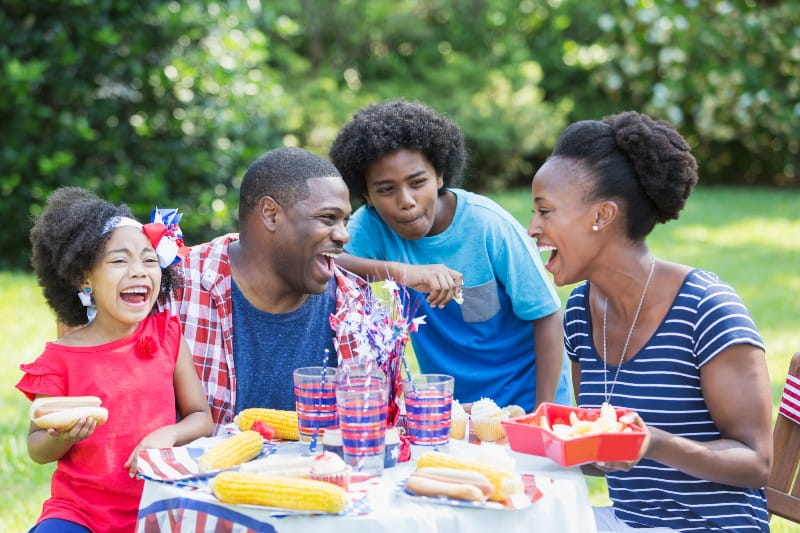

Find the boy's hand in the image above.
[{"left": 402, "top": 264, "right": 463, "bottom": 308}]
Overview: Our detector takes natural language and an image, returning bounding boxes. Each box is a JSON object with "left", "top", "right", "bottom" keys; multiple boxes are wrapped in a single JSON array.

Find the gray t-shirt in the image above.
[{"left": 232, "top": 278, "right": 337, "bottom": 412}]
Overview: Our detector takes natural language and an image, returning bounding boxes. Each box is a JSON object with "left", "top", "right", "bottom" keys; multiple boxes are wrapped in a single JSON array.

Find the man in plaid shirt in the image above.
[{"left": 163, "top": 148, "right": 369, "bottom": 434}]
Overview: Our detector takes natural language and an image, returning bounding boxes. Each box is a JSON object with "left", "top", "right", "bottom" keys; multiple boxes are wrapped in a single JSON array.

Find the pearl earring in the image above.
[{"left": 592, "top": 224, "right": 599, "bottom": 231}]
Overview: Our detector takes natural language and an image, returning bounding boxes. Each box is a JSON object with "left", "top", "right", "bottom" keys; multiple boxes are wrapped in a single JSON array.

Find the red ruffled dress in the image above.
[{"left": 16, "top": 311, "right": 181, "bottom": 533}]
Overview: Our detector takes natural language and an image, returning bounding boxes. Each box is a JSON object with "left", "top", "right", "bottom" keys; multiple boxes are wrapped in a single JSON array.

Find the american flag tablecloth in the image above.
[{"left": 136, "top": 440, "right": 376, "bottom": 531}]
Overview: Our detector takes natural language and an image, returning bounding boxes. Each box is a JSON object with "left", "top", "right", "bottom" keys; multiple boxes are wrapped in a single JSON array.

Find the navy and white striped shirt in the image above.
[{"left": 565, "top": 269, "right": 769, "bottom": 532}]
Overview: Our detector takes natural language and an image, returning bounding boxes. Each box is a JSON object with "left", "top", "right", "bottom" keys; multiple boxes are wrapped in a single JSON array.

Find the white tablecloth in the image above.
[{"left": 137, "top": 439, "right": 597, "bottom": 533}]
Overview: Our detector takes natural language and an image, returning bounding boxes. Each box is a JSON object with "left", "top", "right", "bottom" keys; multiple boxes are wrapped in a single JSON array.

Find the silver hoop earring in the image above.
[{"left": 592, "top": 224, "right": 599, "bottom": 232}]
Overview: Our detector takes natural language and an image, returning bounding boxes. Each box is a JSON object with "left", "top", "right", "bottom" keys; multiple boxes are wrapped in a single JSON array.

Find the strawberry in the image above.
[{"left": 250, "top": 420, "right": 276, "bottom": 440}]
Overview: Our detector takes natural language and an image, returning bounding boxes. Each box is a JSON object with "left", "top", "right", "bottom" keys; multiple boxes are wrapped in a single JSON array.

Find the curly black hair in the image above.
[
  {"left": 30, "top": 187, "right": 182, "bottom": 327},
  {"left": 329, "top": 99, "right": 467, "bottom": 201},
  {"left": 551, "top": 110, "right": 698, "bottom": 241}
]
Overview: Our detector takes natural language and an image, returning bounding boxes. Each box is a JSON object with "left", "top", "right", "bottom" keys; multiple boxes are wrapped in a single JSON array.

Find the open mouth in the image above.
[
  {"left": 316, "top": 251, "right": 340, "bottom": 278},
  {"left": 538, "top": 244, "right": 558, "bottom": 271},
  {"left": 120, "top": 286, "right": 150, "bottom": 305}
]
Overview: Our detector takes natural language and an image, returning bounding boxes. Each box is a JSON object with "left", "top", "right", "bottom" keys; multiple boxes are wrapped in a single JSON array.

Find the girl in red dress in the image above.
[{"left": 17, "top": 187, "right": 213, "bottom": 533}]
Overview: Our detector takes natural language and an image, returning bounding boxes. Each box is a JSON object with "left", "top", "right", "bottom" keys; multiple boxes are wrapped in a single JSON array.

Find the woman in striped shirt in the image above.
[{"left": 528, "top": 111, "right": 772, "bottom": 532}]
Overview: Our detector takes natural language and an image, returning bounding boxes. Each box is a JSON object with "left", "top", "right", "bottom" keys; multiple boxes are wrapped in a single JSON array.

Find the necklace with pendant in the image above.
[{"left": 601, "top": 255, "right": 656, "bottom": 404}]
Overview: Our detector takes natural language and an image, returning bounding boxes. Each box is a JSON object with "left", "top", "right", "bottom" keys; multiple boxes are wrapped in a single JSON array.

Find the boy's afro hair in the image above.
[{"left": 329, "top": 99, "right": 466, "bottom": 200}]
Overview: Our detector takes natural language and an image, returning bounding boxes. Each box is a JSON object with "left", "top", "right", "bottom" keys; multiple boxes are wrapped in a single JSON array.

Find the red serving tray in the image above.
[{"left": 500, "top": 403, "right": 646, "bottom": 467}]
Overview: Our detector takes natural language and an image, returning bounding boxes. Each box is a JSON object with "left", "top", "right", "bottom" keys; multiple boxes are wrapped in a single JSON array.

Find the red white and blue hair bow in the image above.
[{"left": 142, "top": 208, "right": 188, "bottom": 268}]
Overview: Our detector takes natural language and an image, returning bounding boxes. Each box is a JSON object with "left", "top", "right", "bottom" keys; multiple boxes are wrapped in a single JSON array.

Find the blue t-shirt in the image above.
[
  {"left": 565, "top": 269, "right": 768, "bottom": 532},
  {"left": 232, "top": 278, "right": 337, "bottom": 412},
  {"left": 346, "top": 188, "right": 569, "bottom": 411}
]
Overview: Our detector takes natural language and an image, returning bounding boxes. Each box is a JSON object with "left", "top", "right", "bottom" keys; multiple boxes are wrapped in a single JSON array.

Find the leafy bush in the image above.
[
  {"left": 552, "top": 0, "right": 800, "bottom": 187},
  {"left": 1, "top": 0, "right": 796, "bottom": 268}
]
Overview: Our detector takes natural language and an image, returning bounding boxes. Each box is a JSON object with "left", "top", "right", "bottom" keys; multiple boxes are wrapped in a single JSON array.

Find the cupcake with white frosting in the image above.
[
  {"left": 310, "top": 451, "right": 352, "bottom": 490},
  {"left": 450, "top": 400, "right": 469, "bottom": 440},
  {"left": 470, "top": 397, "right": 507, "bottom": 442}
]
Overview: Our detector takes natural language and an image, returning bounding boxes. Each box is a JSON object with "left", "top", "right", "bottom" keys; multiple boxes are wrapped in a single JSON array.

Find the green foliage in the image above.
[
  {"left": 1, "top": 0, "right": 797, "bottom": 269},
  {"left": 551, "top": 0, "right": 800, "bottom": 187}
]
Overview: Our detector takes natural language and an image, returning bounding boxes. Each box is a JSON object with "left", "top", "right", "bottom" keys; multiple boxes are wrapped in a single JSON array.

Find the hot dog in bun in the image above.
[
  {"left": 30, "top": 396, "right": 109, "bottom": 431},
  {"left": 405, "top": 467, "right": 494, "bottom": 502}
]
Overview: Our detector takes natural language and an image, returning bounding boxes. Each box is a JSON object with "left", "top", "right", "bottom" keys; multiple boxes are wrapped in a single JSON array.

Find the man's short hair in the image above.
[{"left": 239, "top": 147, "right": 342, "bottom": 221}]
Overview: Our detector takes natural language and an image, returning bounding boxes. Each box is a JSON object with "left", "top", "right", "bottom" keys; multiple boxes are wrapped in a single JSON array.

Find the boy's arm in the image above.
[
  {"left": 337, "top": 253, "right": 463, "bottom": 308},
  {"left": 532, "top": 310, "right": 564, "bottom": 407}
]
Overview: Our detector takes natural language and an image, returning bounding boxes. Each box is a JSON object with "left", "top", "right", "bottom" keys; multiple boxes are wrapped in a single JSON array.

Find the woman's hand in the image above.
[
  {"left": 594, "top": 411, "right": 651, "bottom": 473},
  {"left": 124, "top": 425, "right": 179, "bottom": 477}
]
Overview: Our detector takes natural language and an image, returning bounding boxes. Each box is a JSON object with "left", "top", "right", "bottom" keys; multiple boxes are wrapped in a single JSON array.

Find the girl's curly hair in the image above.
[
  {"left": 329, "top": 99, "right": 467, "bottom": 201},
  {"left": 551, "top": 111, "right": 698, "bottom": 241},
  {"left": 30, "top": 187, "right": 181, "bottom": 327}
]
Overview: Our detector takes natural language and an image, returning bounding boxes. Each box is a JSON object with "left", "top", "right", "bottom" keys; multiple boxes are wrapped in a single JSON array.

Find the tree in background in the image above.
[{"left": 2, "top": 0, "right": 796, "bottom": 269}]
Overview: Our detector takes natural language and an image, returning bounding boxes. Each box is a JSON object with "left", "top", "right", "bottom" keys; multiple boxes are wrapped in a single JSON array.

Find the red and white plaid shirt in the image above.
[{"left": 162, "top": 233, "right": 370, "bottom": 434}]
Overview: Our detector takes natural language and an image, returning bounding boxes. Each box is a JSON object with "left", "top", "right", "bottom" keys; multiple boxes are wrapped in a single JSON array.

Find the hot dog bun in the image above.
[
  {"left": 405, "top": 467, "right": 494, "bottom": 503},
  {"left": 412, "top": 467, "right": 494, "bottom": 499},
  {"left": 30, "top": 396, "right": 108, "bottom": 431},
  {"left": 405, "top": 474, "right": 488, "bottom": 502}
]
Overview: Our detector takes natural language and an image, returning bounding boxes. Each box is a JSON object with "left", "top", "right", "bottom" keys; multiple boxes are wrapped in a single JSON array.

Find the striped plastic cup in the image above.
[
  {"left": 403, "top": 374, "right": 454, "bottom": 446},
  {"left": 335, "top": 366, "right": 388, "bottom": 475},
  {"left": 293, "top": 366, "right": 338, "bottom": 442}
]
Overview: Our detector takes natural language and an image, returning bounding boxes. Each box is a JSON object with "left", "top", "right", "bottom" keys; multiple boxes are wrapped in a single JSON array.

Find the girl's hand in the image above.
[
  {"left": 124, "top": 425, "right": 179, "bottom": 478},
  {"left": 594, "top": 412, "right": 651, "bottom": 473},
  {"left": 46, "top": 417, "right": 97, "bottom": 444}
]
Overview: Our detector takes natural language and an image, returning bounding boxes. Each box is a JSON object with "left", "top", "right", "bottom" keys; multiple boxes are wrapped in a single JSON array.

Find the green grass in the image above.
[
  {"left": 2, "top": 186, "right": 798, "bottom": 532},
  {"left": 1, "top": 272, "right": 58, "bottom": 532}
]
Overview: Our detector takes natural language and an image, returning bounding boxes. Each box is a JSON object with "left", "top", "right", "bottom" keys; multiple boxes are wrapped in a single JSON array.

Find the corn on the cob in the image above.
[
  {"left": 235, "top": 408, "right": 299, "bottom": 441},
  {"left": 416, "top": 451, "right": 523, "bottom": 502},
  {"left": 210, "top": 471, "right": 349, "bottom": 513},
  {"left": 198, "top": 430, "right": 263, "bottom": 473}
]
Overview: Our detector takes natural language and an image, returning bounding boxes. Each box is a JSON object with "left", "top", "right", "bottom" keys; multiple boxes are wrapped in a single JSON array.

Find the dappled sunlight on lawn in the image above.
[{"left": 670, "top": 218, "right": 799, "bottom": 251}]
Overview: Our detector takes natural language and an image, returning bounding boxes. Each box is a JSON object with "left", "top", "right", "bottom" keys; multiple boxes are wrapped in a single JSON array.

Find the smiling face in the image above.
[
  {"left": 84, "top": 225, "right": 161, "bottom": 331},
  {"left": 364, "top": 149, "right": 448, "bottom": 240},
  {"left": 274, "top": 176, "right": 351, "bottom": 295},
  {"left": 528, "top": 157, "right": 602, "bottom": 287}
]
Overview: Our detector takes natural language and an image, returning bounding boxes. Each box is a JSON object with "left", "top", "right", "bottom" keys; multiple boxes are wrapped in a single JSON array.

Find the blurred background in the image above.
[
  {"left": 2, "top": 2, "right": 799, "bottom": 530},
  {"left": 1, "top": 0, "right": 798, "bottom": 268}
]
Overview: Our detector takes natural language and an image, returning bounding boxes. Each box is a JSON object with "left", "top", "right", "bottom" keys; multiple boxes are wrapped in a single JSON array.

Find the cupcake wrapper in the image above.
[
  {"left": 311, "top": 466, "right": 352, "bottom": 491},
  {"left": 450, "top": 417, "right": 468, "bottom": 440},
  {"left": 471, "top": 418, "right": 506, "bottom": 442}
]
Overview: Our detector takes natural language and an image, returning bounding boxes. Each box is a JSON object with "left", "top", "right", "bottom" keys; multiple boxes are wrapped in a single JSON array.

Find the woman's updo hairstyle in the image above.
[{"left": 551, "top": 111, "right": 698, "bottom": 241}]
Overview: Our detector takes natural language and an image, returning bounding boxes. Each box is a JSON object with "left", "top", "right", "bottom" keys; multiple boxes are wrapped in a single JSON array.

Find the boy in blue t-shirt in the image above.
[{"left": 330, "top": 100, "right": 571, "bottom": 412}]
